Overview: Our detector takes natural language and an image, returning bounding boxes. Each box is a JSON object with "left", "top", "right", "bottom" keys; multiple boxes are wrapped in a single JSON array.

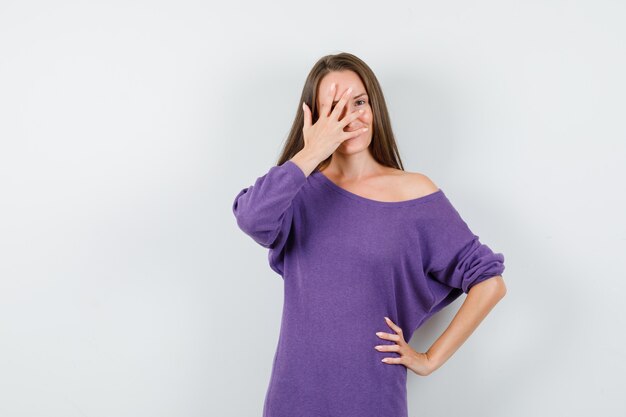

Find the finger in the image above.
[
  {"left": 376, "top": 331, "right": 401, "bottom": 342},
  {"left": 302, "top": 102, "right": 312, "bottom": 129},
  {"left": 339, "top": 108, "right": 365, "bottom": 128},
  {"left": 319, "top": 82, "right": 335, "bottom": 118},
  {"left": 374, "top": 344, "right": 400, "bottom": 352},
  {"left": 381, "top": 356, "right": 404, "bottom": 365},
  {"left": 329, "top": 86, "right": 352, "bottom": 121},
  {"left": 341, "top": 126, "right": 368, "bottom": 141},
  {"left": 384, "top": 317, "right": 404, "bottom": 337}
]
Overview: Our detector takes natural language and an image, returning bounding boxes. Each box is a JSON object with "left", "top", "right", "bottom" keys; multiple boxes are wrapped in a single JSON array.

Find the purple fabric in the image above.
[{"left": 232, "top": 160, "right": 505, "bottom": 417}]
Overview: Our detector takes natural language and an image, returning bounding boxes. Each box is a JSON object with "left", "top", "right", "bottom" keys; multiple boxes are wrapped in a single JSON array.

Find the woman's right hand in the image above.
[{"left": 301, "top": 82, "right": 368, "bottom": 162}]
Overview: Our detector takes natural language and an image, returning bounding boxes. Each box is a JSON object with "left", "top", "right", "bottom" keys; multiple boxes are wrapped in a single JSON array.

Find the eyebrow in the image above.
[{"left": 332, "top": 93, "right": 368, "bottom": 105}]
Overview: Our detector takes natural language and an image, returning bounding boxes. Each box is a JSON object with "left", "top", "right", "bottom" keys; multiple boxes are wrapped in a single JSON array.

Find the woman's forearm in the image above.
[{"left": 426, "top": 276, "right": 507, "bottom": 373}]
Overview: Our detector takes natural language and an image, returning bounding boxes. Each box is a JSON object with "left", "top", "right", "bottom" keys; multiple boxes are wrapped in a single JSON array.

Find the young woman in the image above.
[{"left": 232, "top": 52, "right": 507, "bottom": 417}]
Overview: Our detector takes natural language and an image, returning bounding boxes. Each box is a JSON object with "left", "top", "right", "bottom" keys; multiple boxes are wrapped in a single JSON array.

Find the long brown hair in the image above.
[{"left": 276, "top": 52, "right": 405, "bottom": 172}]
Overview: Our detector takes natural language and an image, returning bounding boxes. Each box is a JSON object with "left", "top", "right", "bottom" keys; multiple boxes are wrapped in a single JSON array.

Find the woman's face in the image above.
[{"left": 316, "top": 70, "right": 374, "bottom": 154}]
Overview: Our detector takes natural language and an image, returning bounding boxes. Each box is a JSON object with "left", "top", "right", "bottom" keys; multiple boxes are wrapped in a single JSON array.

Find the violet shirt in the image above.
[{"left": 232, "top": 160, "right": 505, "bottom": 417}]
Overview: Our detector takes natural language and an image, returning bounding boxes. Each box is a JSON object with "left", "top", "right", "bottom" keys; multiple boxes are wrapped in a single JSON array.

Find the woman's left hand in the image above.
[{"left": 375, "top": 316, "right": 437, "bottom": 376}]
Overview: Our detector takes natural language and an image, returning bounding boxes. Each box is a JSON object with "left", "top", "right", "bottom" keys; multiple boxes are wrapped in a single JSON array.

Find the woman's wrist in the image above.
[{"left": 290, "top": 149, "right": 322, "bottom": 177}]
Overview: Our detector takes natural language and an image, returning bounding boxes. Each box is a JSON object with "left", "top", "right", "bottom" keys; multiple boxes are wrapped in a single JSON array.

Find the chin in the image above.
[{"left": 338, "top": 135, "right": 372, "bottom": 154}]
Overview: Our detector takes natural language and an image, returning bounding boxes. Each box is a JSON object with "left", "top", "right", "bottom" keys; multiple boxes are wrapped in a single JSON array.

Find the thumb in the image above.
[{"left": 302, "top": 102, "right": 312, "bottom": 129}]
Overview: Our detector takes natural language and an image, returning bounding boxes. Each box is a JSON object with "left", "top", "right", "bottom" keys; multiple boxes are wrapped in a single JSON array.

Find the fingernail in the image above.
[
  {"left": 384, "top": 316, "right": 389, "bottom": 320},
  {"left": 376, "top": 332, "right": 382, "bottom": 336}
]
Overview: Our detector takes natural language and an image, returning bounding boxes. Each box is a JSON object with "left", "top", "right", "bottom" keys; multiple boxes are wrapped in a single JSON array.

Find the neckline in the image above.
[{"left": 310, "top": 169, "right": 445, "bottom": 207}]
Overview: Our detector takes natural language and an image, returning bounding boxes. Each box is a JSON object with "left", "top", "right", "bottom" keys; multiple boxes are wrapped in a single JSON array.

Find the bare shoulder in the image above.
[
  {"left": 385, "top": 168, "right": 440, "bottom": 199},
  {"left": 406, "top": 171, "right": 439, "bottom": 192}
]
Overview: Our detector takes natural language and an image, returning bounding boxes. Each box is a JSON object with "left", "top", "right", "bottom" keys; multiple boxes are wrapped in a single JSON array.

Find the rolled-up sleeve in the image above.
[{"left": 421, "top": 193, "right": 505, "bottom": 294}]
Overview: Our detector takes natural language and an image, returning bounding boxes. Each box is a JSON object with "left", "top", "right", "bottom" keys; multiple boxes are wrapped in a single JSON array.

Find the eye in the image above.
[{"left": 355, "top": 99, "right": 367, "bottom": 106}]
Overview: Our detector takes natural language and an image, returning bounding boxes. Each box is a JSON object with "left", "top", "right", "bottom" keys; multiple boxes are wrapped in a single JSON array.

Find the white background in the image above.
[{"left": 1, "top": 1, "right": 624, "bottom": 416}]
